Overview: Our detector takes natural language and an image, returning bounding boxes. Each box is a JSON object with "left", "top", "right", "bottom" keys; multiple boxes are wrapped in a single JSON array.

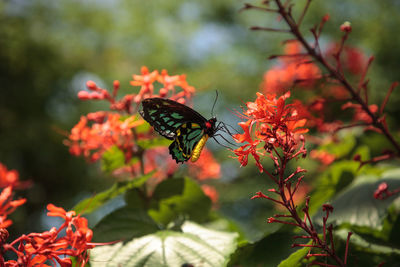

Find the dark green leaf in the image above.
[
  {"left": 228, "top": 226, "right": 298, "bottom": 267},
  {"left": 93, "top": 205, "right": 159, "bottom": 242},
  {"left": 309, "top": 160, "right": 359, "bottom": 215},
  {"left": 73, "top": 173, "right": 152, "bottom": 214},
  {"left": 148, "top": 177, "right": 212, "bottom": 226},
  {"left": 90, "top": 221, "right": 238, "bottom": 267},
  {"left": 314, "top": 169, "right": 400, "bottom": 230}
]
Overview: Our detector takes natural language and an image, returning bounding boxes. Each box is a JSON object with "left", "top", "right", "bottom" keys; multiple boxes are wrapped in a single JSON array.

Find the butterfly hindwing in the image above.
[
  {"left": 140, "top": 98, "right": 207, "bottom": 140},
  {"left": 169, "top": 122, "right": 204, "bottom": 163}
]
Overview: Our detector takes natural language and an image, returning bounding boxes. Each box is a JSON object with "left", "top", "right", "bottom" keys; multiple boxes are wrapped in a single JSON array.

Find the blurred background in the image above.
[{"left": 1, "top": 0, "right": 400, "bottom": 241}]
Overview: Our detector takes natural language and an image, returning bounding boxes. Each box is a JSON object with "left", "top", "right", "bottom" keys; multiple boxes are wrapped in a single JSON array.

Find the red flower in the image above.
[
  {"left": 0, "top": 163, "right": 30, "bottom": 189},
  {"left": 342, "top": 102, "right": 378, "bottom": 124},
  {"left": 66, "top": 113, "right": 143, "bottom": 163},
  {"left": 262, "top": 41, "right": 321, "bottom": 95},
  {"left": 188, "top": 148, "right": 221, "bottom": 180},
  {"left": 310, "top": 150, "right": 336, "bottom": 165},
  {"left": 0, "top": 186, "right": 26, "bottom": 228},
  {"left": 4, "top": 204, "right": 98, "bottom": 267},
  {"left": 234, "top": 92, "right": 308, "bottom": 172},
  {"left": 201, "top": 185, "right": 219, "bottom": 203}
]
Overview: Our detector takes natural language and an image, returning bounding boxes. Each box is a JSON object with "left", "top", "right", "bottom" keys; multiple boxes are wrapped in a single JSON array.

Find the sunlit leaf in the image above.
[
  {"left": 90, "top": 221, "right": 238, "bottom": 267},
  {"left": 313, "top": 169, "right": 400, "bottom": 229},
  {"left": 93, "top": 205, "right": 159, "bottom": 242}
]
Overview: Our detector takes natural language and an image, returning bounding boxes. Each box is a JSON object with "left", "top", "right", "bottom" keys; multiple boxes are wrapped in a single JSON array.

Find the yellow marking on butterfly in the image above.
[
  {"left": 176, "top": 129, "right": 181, "bottom": 135},
  {"left": 182, "top": 124, "right": 187, "bottom": 128},
  {"left": 190, "top": 135, "right": 209, "bottom": 162}
]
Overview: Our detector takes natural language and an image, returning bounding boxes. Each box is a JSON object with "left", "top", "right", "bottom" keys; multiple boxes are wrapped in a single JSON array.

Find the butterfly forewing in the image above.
[{"left": 140, "top": 98, "right": 207, "bottom": 140}]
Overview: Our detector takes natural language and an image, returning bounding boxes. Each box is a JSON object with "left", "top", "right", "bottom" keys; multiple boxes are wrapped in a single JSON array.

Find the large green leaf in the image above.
[
  {"left": 313, "top": 169, "right": 400, "bottom": 230},
  {"left": 92, "top": 205, "right": 159, "bottom": 242},
  {"left": 335, "top": 229, "right": 400, "bottom": 256},
  {"left": 89, "top": 221, "right": 238, "bottom": 267},
  {"left": 309, "top": 160, "right": 359, "bottom": 214},
  {"left": 228, "top": 226, "right": 298, "bottom": 267},
  {"left": 73, "top": 173, "right": 152, "bottom": 214},
  {"left": 148, "top": 177, "right": 212, "bottom": 226}
]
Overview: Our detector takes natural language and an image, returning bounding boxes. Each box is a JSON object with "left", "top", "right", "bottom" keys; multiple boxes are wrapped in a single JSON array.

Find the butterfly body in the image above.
[{"left": 140, "top": 98, "right": 217, "bottom": 163}]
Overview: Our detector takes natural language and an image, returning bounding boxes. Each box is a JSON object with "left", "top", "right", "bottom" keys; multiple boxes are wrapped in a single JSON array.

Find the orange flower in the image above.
[
  {"left": 0, "top": 186, "right": 26, "bottom": 228},
  {"left": 310, "top": 150, "right": 336, "bottom": 165},
  {"left": 201, "top": 185, "right": 219, "bottom": 203},
  {"left": 0, "top": 163, "right": 30, "bottom": 189},
  {"left": 188, "top": 148, "right": 221, "bottom": 180},
  {"left": 131, "top": 66, "right": 159, "bottom": 103},
  {"left": 342, "top": 102, "right": 378, "bottom": 124},
  {"left": 7, "top": 204, "right": 97, "bottom": 267},
  {"left": 66, "top": 113, "right": 143, "bottom": 163},
  {"left": 234, "top": 92, "right": 308, "bottom": 172},
  {"left": 262, "top": 41, "right": 321, "bottom": 95}
]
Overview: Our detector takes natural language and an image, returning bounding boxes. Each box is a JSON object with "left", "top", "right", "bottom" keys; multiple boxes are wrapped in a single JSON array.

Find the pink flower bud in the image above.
[
  {"left": 77, "top": 91, "right": 90, "bottom": 100},
  {"left": 159, "top": 88, "right": 168, "bottom": 97},
  {"left": 340, "top": 21, "right": 352, "bottom": 33},
  {"left": 113, "top": 80, "right": 120, "bottom": 90},
  {"left": 86, "top": 80, "right": 97, "bottom": 91}
]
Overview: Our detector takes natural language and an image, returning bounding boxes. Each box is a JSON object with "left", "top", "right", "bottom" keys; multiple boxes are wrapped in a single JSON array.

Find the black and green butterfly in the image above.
[{"left": 139, "top": 98, "right": 219, "bottom": 163}]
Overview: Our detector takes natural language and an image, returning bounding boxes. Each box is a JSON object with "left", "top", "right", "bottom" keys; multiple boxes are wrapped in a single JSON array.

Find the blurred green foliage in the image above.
[{"left": 1, "top": 1, "right": 400, "bottom": 265}]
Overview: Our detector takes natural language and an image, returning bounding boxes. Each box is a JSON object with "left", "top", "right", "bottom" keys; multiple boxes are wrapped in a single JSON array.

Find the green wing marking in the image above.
[{"left": 169, "top": 123, "right": 204, "bottom": 163}]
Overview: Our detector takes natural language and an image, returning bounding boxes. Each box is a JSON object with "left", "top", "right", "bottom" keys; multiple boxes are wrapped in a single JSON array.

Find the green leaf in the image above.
[
  {"left": 228, "top": 226, "right": 298, "bottom": 267},
  {"left": 278, "top": 241, "right": 311, "bottom": 267},
  {"left": 93, "top": 205, "right": 159, "bottom": 242},
  {"left": 90, "top": 221, "right": 238, "bottom": 267},
  {"left": 101, "top": 145, "right": 137, "bottom": 174},
  {"left": 336, "top": 229, "right": 400, "bottom": 256},
  {"left": 309, "top": 160, "right": 359, "bottom": 215},
  {"left": 73, "top": 173, "right": 152, "bottom": 214},
  {"left": 313, "top": 169, "right": 400, "bottom": 230},
  {"left": 319, "top": 134, "right": 356, "bottom": 158},
  {"left": 137, "top": 137, "right": 171, "bottom": 149},
  {"left": 148, "top": 177, "right": 212, "bottom": 226}
]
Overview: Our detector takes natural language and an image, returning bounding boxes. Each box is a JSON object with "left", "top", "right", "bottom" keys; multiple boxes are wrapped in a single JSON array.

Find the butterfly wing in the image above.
[
  {"left": 140, "top": 98, "right": 207, "bottom": 140},
  {"left": 169, "top": 122, "right": 205, "bottom": 163}
]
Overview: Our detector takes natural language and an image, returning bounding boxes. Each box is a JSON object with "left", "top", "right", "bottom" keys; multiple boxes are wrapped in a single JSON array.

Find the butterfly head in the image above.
[{"left": 205, "top": 117, "right": 217, "bottom": 137}]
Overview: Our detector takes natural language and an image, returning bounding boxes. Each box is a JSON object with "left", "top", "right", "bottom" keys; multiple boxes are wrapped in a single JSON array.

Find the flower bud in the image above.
[
  {"left": 86, "top": 80, "right": 97, "bottom": 91},
  {"left": 340, "top": 21, "right": 352, "bottom": 33}
]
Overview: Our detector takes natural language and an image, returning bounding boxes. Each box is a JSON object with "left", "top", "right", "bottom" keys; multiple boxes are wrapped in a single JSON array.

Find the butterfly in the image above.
[{"left": 139, "top": 98, "right": 218, "bottom": 163}]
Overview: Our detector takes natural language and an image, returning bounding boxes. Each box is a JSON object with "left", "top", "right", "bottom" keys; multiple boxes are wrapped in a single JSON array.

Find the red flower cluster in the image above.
[
  {"left": 262, "top": 41, "right": 321, "bottom": 95},
  {"left": 233, "top": 92, "right": 308, "bottom": 172},
  {"left": 0, "top": 163, "right": 98, "bottom": 266},
  {"left": 0, "top": 163, "right": 27, "bottom": 228},
  {"left": 67, "top": 113, "right": 143, "bottom": 162},
  {"left": 2, "top": 204, "right": 96, "bottom": 267},
  {"left": 131, "top": 67, "right": 195, "bottom": 104},
  {"left": 0, "top": 186, "right": 26, "bottom": 228}
]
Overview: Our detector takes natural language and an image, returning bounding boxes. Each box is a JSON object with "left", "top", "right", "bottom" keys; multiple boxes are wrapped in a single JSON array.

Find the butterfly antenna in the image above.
[{"left": 211, "top": 90, "right": 218, "bottom": 118}]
